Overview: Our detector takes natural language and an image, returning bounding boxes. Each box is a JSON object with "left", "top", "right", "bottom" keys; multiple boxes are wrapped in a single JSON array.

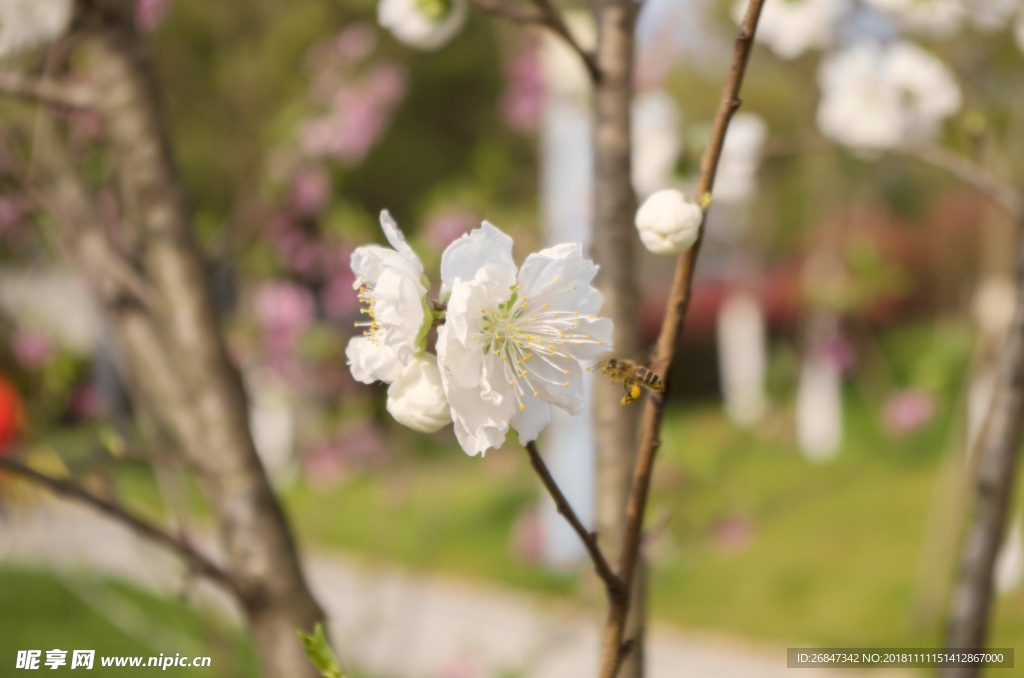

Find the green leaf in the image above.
[{"left": 298, "top": 624, "right": 346, "bottom": 678}]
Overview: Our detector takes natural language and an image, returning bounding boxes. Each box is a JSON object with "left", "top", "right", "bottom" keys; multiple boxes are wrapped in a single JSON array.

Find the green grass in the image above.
[{"left": 0, "top": 567, "right": 259, "bottom": 677}]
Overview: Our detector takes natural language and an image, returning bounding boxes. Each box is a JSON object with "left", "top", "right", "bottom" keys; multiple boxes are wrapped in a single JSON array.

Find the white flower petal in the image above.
[
  {"left": 511, "top": 393, "right": 550, "bottom": 445},
  {"left": 386, "top": 354, "right": 451, "bottom": 433},
  {"left": 440, "top": 221, "right": 515, "bottom": 290},
  {"left": 346, "top": 335, "right": 405, "bottom": 384},
  {"left": 379, "top": 210, "right": 423, "bottom": 275},
  {"left": 347, "top": 212, "right": 429, "bottom": 385},
  {"left": 435, "top": 220, "right": 613, "bottom": 456}
]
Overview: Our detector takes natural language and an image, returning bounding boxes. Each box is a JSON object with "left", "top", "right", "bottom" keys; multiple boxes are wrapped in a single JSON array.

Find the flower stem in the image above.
[{"left": 523, "top": 441, "right": 626, "bottom": 601}]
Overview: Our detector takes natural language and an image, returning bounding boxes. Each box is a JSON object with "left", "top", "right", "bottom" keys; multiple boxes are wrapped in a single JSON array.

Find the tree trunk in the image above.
[
  {"left": 58, "top": 7, "right": 325, "bottom": 677},
  {"left": 941, "top": 218, "right": 1024, "bottom": 678},
  {"left": 591, "top": 1, "right": 642, "bottom": 675}
]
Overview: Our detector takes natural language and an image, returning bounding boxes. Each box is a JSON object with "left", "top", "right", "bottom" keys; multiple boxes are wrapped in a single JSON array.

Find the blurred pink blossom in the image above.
[
  {"left": 254, "top": 282, "right": 316, "bottom": 363},
  {"left": 278, "top": 231, "right": 322, "bottom": 277},
  {"left": 510, "top": 507, "right": 544, "bottom": 564},
  {"left": 0, "top": 196, "right": 27, "bottom": 232},
  {"left": 436, "top": 658, "right": 482, "bottom": 678},
  {"left": 301, "top": 426, "right": 387, "bottom": 487},
  {"left": 884, "top": 389, "right": 936, "bottom": 435},
  {"left": 301, "top": 62, "right": 407, "bottom": 166},
  {"left": 136, "top": 0, "right": 173, "bottom": 31},
  {"left": 500, "top": 43, "right": 544, "bottom": 132},
  {"left": 291, "top": 165, "right": 331, "bottom": 216},
  {"left": 12, "top": 329, "right": 54, "bottom": 370},
  {"left": 815, "top": 334, "right": 856, "bottom": 372},
  {"left": 71, "top": 383, "right": 98, "bottom": 420},
  {"left": 423, "top": 209, "right": 477, "bottom": 252},
  {"left": 335, "top": 23, "right": 378, "bottom": 63},
  {"left": 713, "top": 516, "right": 753, "bottom": 554},
  {"left": 322, "top": 269, "right": 359, "bottom": 319}
]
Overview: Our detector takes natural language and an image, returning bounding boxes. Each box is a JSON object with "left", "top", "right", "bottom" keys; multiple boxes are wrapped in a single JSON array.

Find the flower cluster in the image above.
[
  {"left": 816, "top": 40, "right": 961, "bottom": 150},
  {"left": 346, "top": 212, "right": 614, "bottom": 456}
]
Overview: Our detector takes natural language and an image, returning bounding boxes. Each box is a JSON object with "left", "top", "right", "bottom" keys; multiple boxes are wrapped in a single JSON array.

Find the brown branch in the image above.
[
  {"left": 938, "top": 212, "right": 1024, "bottom": 677},
  {"left": 0, "top": 71, "right": 93, "bottom": 109},
  {"left": 596, "top": 2, "right": 767, "bottom": 677},
  {"left": 524, "top": 441, "right": 626, "bottom": 601},
  {"left": 892, "top": 144, "right": 1023, "bottom": 220},
  {"left": 470, "top": 0, "right": 600, "bottom": 82},
  {"left": 762, "top": 135, "right": 1023, "bottom": 220},
  {"left": 0, "top": 458, "right": 239, "bottom": 597}
]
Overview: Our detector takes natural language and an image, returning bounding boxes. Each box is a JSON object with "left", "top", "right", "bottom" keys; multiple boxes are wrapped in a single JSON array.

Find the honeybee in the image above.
[{"left": 595, "top": 358, "right": 664, "bottom": 405}]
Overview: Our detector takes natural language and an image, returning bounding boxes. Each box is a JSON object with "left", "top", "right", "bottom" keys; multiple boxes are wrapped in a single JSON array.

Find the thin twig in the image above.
[
  {"left": 893, "top": 144, "right": 1023, "bottom": 219},
  {"left": 0, "top": 458, "right": 239, "bottom": 597},
  {"left": 470, "top": 0, "right": 600, "bottom": 82},
  {"left": 524, "top": 441, "right": 626, "bottom": 601},
  {"left": 761, "top": 135, "right": 1023, "bottom": 220},
  {"left": 596, "top": 2, "right": 767, "bottom": 677},
  {"left": 0, "top": 71, "right": 93, "bottom": 109},
  {"left": 470, "top": 0, "right": 544, "bottom": 23}
]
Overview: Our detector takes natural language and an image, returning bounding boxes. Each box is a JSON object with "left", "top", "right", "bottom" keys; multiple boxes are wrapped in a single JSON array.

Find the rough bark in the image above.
[
  {"left": 28, "top": 4, "right": 325, "bottom": 676},
  {"left": 590, "top": 0, "right": 643, "bottom": 675},
  {"left": 940, "top": 218, "right": 1024, "bottom": 678}
]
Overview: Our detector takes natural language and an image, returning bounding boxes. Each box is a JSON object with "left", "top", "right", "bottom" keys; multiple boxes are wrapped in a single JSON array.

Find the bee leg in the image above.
[{"left": 621, "top": 382, "right": 640, "bottom": 405}]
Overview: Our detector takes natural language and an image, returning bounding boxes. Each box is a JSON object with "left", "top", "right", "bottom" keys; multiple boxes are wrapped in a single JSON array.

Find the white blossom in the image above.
[
  {"left": 716, "top": 292, "right": 767, "bottom": 426},
  {"left": 733, "top": 0, "right": 850, "bottom": 60},
  {"left": 635, "top": 189, "right": 702, "bottom": 256},
  {"left": 864, "top": 0, "right": 964, "bottom": 35},
  {"left": 714, "top": 113, "right": 767, "bottom": 204},
  {"left": 386, "top": 353, "right": 452, "bottom": 433},
  {"left": 797, "top": 352, "right": 843, "bottom": 461},
  {"left": 436, "top": 223, "right": 613, "bottom": 456},
  {"left": 377, "top": 0, "right": 467, "bottom": 51},
  {"left": 631, "top": 90, "right": 682, "bottom": 199},
  {"left": 346, "top": 211, "right": 430, "bottom": 384},
  {"left": 0, "top": 0, "right": 72, "bottom": 59},
  {"left": 816, "top": 40, "right": 961, "bottom": 150}
]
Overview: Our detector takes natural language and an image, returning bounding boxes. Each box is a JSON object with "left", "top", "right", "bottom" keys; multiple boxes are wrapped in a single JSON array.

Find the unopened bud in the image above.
[{"left": 635, "top": 189, "right": 702, "bottom": 256}]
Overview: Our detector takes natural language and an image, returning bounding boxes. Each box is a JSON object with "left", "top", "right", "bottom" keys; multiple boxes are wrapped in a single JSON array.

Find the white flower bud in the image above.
[
  {"left": 634, "top": 189, "right": 702, "bottom": 256},
  {"left": 386, "top": 354, "right": 451, "bottom": 433}
]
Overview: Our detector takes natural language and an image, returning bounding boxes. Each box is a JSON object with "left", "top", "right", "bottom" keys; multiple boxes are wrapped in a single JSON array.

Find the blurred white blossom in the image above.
[
  {"left": 714, "top": 113, "right": 767, "bottom": 204},
  {"left": 0, "top": 0, "right": 72, "bottom": 59},
  {"left": 386, "top": 354, "right": 452, "bottom": 433},
  {"left": 797, "top": 351, "right": 843, "bottom": 461},
  {"left": 716, "top": 292, "right": 767, "bottom": 426},
  {"left": 631, "top": 90, "right": 682, "bottom": 198},
  {"left": 733, "top": 0, "right": 850, "bottom": 60},
  {"left": 816, "top": 40, "right": 961, "bottom": 150},
  {"left": 864, "top": 0, "right": 963, "bottom": 35},
  {"left": 635, "top": 189, "right": 702, "bottom": 256},
  {"left": 377, "top": 0, "right": 467, "bottom": 51},
  {"left": 346, "top": 211, "right": 430, "bottom": 385},
  {"left": 436, "top": 224, "right": 613, "bottom": 456}
]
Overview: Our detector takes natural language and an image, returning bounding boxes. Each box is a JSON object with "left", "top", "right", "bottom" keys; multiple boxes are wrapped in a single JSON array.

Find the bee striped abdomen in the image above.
[{"left": 636, "top": 368, "right": 664, "bottom": 391}]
